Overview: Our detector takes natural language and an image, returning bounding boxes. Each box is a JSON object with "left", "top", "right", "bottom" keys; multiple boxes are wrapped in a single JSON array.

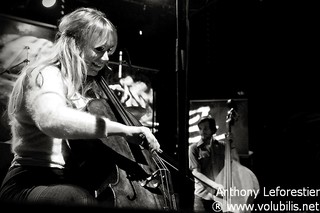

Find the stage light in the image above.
[{"left": 42, "top": 0, "right": 56, "bottom": 8}]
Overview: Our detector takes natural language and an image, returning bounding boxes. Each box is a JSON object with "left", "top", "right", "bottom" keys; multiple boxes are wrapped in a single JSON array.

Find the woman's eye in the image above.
[{"left": 95, "top": 46, "right": 105, "bottom": 52}]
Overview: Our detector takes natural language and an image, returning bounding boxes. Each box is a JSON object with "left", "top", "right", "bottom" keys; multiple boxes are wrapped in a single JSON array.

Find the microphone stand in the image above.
[{"left": 175, "top": 0, "right": 191, "bottom": 211}]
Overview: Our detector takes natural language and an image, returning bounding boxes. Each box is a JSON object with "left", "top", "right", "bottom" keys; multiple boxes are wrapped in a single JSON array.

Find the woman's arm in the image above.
[{"left": 25, "top": 66, "right": 160, "bottom": 152}]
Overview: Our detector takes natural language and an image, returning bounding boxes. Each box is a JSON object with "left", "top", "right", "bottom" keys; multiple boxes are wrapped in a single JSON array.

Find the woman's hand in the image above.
[{"left": 126, "top": 126, "right": 162, "bottom": 153}]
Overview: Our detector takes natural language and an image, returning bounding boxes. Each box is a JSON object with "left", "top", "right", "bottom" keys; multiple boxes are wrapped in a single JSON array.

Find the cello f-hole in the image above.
[{"left": 126, "top": 178, "right": 137, "bottom": 201}]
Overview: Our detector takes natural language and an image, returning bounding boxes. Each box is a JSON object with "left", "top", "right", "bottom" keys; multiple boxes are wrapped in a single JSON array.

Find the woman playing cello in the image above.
[{"left": 0, "top": 7, "right": 162, "bottom": 207}]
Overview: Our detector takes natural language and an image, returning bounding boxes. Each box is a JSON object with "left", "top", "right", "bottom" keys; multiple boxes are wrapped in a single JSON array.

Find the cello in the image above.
[
  {"left": 68, "top": 72, "right": 177, "bottom": 211},
  {"left": 213, "top": 100, "right": 260, "bottom": 213}
]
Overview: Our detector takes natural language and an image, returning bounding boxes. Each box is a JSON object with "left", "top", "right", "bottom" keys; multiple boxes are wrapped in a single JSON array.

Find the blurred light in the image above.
[
  {"left": 42, "top": 0, "right": 56, "bottom": 8},
  {"left": 237, "top": 90, "right": 245, "bottom": 96},
  {"left": 139, "top": 30, "right": 143, "bottom": 35}
]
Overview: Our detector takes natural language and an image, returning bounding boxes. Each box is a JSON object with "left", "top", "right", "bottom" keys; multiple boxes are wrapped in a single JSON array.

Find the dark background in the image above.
[{"left": 1, "top": 0, "right": 320, "bottom": 211}]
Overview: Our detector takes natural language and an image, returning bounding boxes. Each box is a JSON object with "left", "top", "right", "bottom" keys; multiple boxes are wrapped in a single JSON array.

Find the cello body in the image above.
[
  {"left": 86, "top": 98, "right": 164, "bottom": 209},
  {"left": 68, "top": 75, "right": 177, "bottom": 211},
  {"left": 213, "top": 160, "right": 260, "bottom": 213}
]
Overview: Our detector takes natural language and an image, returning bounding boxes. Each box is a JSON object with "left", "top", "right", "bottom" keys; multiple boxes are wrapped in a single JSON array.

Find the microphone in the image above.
[{"left": 118, "top": 50, "right": 122, "bottom": 79}]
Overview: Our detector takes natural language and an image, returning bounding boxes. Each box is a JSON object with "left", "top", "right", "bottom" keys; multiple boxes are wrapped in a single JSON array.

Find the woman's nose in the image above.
[{"left": 101, "top": 51, "right": 109, "bottom": 61}]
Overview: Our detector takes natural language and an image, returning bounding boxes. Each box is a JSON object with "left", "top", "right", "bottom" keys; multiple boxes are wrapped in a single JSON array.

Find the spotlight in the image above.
[{"left": 42, "top": 0, "right": 56, "bottom": 8}]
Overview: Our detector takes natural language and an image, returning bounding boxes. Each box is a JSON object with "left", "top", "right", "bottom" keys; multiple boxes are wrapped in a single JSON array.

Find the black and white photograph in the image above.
[{"left": 0, "top": 0, "right": 319, "bottom": 212}]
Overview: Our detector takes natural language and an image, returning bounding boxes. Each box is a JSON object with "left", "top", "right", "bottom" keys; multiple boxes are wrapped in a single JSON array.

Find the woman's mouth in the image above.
[{"left": 92, "top": 62, "right": 104, "bottom": 70}]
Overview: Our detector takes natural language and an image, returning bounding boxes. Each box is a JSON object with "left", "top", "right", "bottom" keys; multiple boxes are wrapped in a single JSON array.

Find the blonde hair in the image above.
[{"left": 8, "top": 7, "right": 118, "bottom": 122}]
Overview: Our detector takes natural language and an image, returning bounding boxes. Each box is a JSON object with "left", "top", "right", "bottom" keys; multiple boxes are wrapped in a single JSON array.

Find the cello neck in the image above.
[
  {"left": 94, "top": 74, "right": 139, "bottom": 126},
  {"left": 224, "top": 105, "right": 236, "bottom": 207}
]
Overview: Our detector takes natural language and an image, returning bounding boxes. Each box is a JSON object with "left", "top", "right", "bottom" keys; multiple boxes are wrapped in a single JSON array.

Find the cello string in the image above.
[
  {"left": 155, "top": 153, "right": 179, "bottom": 172},
  {"left": 225, "top": 112, "right": 233, "bottom": 209},
  {"left": 99, "top": 74, "right": 180, "bottom": 174},
  {"left": 152, "top": 154, "right": 169, "bottom": 208},
  {"left": 97, "top": 76, "right": 131, "bottom": 124},
  {"left": 155, "top": 152, "right": 176, "bottom": 209},
  {"left": 155, "top": 154, "right": 170, "bottom": 198},
  {"left": 153, "top": 153, "right": 176, "bottom": 210},
  {"left": 97, "top": 73, "right": 177, "bottom": 209},
  {"left": 98, "top": 73, "right": 180, "bottom": 172}
]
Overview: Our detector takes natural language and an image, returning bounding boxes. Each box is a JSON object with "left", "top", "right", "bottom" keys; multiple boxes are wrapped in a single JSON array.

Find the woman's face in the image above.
[{"left": 84, "top": 41, "right": 113, "bottom": 76}]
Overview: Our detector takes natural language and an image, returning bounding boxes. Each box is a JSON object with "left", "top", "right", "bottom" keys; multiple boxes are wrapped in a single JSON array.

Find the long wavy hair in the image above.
[{"left": 7, "top": 7, "right": 118, "bottom": 123}]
